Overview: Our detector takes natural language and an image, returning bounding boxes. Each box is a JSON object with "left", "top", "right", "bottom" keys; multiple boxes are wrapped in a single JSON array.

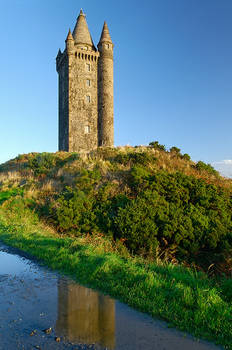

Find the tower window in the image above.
[
  {"left": 86, "top": 63, "right": 91, "bottom": 71},
  {"left": 106, "top": 44, "right": 110, "bottom": 49},
  {"left": 86, "top": 95, "right": 91, "bottom": 103},
  {"left": 86, "top": 79, "right": 91, "bottom": 87},
  {"left": 84, "top": 125, "right": 90, "bottom": 134}
]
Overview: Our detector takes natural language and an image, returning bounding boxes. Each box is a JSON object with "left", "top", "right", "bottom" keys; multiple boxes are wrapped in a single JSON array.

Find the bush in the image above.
[
  {"left": 30, "top": 151, "right": 232, "bottom": 272},
  {"left": 53, "top": 187, "right": 96, "bottom": 234},
  {"left": 116, "top": 170, "right": 232, "bottom": 264},
  {"left": 149, "top": 141, "right": 166, "bottom": 151},
  {"left": 195, "top": 161, "right": 219, "bottom": 177},
  {"left": 115, "top": 152, "right": 156, "bottom": 166},
  {"left": 170, "top": 146, "right": 181, "bottom": 155},
  {"left": 0, "top": 189, "right": 23, "bottom": 204},
  {"left": 28, "top": 153, "right": 59, "bottom": 176},
  {"left": 114, "top": 191, "right": 160, "bottom": 254},
  {"left": 182, "top": 153, "right": 191, "bottom": 161}
]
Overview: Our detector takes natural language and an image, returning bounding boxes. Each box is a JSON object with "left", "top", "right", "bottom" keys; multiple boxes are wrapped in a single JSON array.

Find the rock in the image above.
[
  {"left": 55, "top": 337, "right": 61, "bottom": 342},
  {"left": 42, "top": 327, "right": 52, "bottom": 334},
  {"left": 30, "top": 330, "right": 37, "bottom": 336}
]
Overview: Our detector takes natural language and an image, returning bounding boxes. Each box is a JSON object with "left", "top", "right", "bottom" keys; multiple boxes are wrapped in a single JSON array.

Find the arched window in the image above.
[{"left": 84, "top": 125, "right": 90, "bottom": 134}]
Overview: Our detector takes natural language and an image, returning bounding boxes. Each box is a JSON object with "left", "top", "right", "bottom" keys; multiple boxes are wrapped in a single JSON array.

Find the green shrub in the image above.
[
  {"left": 114, "top": 191, "right": 160, "bottom": 254},
  {"left": 149, "top": 141, "right": 166, "bottom": 151},
  {"left": 28, "top": 153, "right": 59, "bottom": 176},
  {"left": 94, "top": 192, "right": 130, "bottom": 239},
  {"left": 16, "top": 154, "right": 24, "bottom": 161},
  {"left": 116, "top": 170, "right": 232, "bottom": 263},
  {"left": 115, "top": 152, "right": 156, "bottom": 166},
  {"left": 65, "top": 153, "right": 80, "bottom": 163},
  {"left": 53, "top": 187, "right": 96, "bottom": 234},
  {"left": 170, "top": 146, "right": 181, "bottom": 155},
  {"left": 182, "top": 153, "right": 191, "bottom": 161},
  {"left": 195, "top": 161, "right": 219, "bottom": 177},
  {"left": 0, "top": 189, "right": 23, "bottom": 204},
  {"left": 129, "top": 165, "right": 151, "bottom": 190},
  {"left": 29, "top": 150, "right": 232, "bottom": 272}
]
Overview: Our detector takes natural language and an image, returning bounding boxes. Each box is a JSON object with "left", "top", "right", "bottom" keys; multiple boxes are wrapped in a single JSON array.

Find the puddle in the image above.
[
  {"left": 0, "top": 250, "right": 32, "bottom": 275},
  {"left": 0, "top": 243, "right": 222, "bottom": 350}
]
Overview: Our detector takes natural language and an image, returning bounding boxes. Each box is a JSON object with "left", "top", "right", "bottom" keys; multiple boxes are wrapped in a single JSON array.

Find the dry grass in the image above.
[{"left": 0, "top": 148, "right": 231, "bottom": 197}]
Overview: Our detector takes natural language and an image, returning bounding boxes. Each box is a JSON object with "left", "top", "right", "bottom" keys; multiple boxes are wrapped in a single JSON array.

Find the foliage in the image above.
[
  {"left": 195, "top": 161, "right": 219, "bottom": 177},
  {"left": 114, "top": 171, "right": 232, "bottom": 266},
  {"left": 27, "top": 152, "right": 80, "bottom": 176},
  {"left": 149, "top": 141, "right": 166, "bottom": 151},
  {"left": 0, "top": 203, "right": 232, "bottom": 349},
  {"left": 0, "top": 146, "right": 231, "bottom": 274},
  {"left": 182, "top": 153, "right": 191, "bottom": 161},
  {"left": 49, "top": 165, "right": 232, "bottom": 271},
  {"left": 114, "top": 151, "right": 156, "bottom": 166},
  {"left": 52, "top": 187, "right": 96, "bottom": 234},
  {"left": 170, "top": 146, "right": 181, "bottom": 155},
  {"left": 0, "top": 189, "right": 23, "bottom": 204},
  {"left": 28, "top": 153, "right": 60, "bottom": 176}
]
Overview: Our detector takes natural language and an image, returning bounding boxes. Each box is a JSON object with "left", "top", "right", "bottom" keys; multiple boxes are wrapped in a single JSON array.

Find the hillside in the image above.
[{"left": 0, "top": 142, "right": 232, "bottom": 274}]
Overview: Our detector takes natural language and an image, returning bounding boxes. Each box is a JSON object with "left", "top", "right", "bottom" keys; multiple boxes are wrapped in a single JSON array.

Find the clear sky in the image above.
[{"left": 0, "top": 0, "right": 232, "bottom": 176}]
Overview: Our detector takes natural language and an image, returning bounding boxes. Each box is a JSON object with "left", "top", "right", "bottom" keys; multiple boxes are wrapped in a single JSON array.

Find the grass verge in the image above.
[{"left": 0, "top": 200, "right": 231, "bottom": 349}]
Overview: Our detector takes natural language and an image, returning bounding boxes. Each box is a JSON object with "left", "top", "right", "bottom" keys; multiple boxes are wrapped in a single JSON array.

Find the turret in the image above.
[
  {"left": 72, "top": 9, "right": 96, "bottom": 50},
  {"left": 56, "top": 49, "right": 62, "bottom": 71},
  {"left": 65, "top": 29, "right": 74, "bottom": 55},
  {"left": 97, "top": 22, "right": 114, "bottom": 147}
]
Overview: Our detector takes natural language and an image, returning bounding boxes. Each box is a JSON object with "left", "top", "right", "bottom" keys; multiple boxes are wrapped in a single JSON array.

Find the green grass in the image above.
[
  {"left": 0, "top": 199, "right": 231, "bottom": 349},
  {"left": 0, "top": 189, "right": 23, "bottom": 204}
]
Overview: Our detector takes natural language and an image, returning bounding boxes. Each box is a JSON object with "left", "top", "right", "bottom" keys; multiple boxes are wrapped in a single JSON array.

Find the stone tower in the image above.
[{"left": 56, "top": 10, "right": 114, "bottom": 152}]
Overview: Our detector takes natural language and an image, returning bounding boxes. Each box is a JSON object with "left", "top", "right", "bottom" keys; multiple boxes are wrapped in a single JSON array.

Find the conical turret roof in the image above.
[
  {"left": 66, "top": 29, "right": 74, "bottom": 42},
  {"left": 72, "top": 9, "right": 95, "bottom": 48},
  {"left": 98, "top": 21, "right": 113, "bottom": 44}
]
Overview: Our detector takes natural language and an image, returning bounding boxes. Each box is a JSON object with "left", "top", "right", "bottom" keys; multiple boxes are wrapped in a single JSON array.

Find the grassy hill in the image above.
[
  {"left": 0, "top": 143, "right": 232, "bottom": 274},
  {"left": 0, "top": 143, "right": 232, "bottom": 348}
]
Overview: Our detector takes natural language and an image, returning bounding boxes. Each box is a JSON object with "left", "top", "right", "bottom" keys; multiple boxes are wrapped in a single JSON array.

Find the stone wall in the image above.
[
  {"left": 98, "top": 43, "right": 114, "bottom": 147},
  {"left": 68, "top": 50, "right": 99, "bottom": 152},
  {"left": 57, "top": 54, "right": 69, "bottom": 151}
]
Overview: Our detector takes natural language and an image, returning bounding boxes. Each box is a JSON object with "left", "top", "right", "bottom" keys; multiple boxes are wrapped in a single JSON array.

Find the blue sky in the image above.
[{"left": 0, "top": 0, "right": 232, "bottom": 176}]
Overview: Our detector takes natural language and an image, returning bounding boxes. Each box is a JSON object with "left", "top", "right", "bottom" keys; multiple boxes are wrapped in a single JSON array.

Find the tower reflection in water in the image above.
[{"left": 56, "top": 278, "right": 115, "bottom": 349}]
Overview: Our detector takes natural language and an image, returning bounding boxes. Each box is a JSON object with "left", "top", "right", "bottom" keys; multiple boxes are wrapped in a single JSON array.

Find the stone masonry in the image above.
[{"left": 56, "top": 9, "right": 114, "bottom": 152}]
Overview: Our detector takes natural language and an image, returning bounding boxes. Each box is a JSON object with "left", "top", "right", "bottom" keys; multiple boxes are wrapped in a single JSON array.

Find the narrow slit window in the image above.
[
  {"left": 86, "top": 95, "right": 91, "bottom": 103},
  {"left": 86, "top": 79, "right": 91, "bottom": 87},
  {"left": 86, "top": 63, "right": 91, "bottom": 71},
  {"left": 84, "top": 125, "right": 90, "bottom": 134}
]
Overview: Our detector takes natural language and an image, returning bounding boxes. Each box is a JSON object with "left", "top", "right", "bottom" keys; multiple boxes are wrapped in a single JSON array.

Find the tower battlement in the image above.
[{"left": 56, "top": 10, "right": 114, "bottom": 152}]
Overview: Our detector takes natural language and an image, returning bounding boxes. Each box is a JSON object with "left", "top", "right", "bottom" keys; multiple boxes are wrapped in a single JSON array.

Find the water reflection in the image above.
[
  {"left": 56, "top": 278, "right": 115, "bottom": 349},
  {"left": 0, "top": 250, "right": 31, "bottom": 275}
]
